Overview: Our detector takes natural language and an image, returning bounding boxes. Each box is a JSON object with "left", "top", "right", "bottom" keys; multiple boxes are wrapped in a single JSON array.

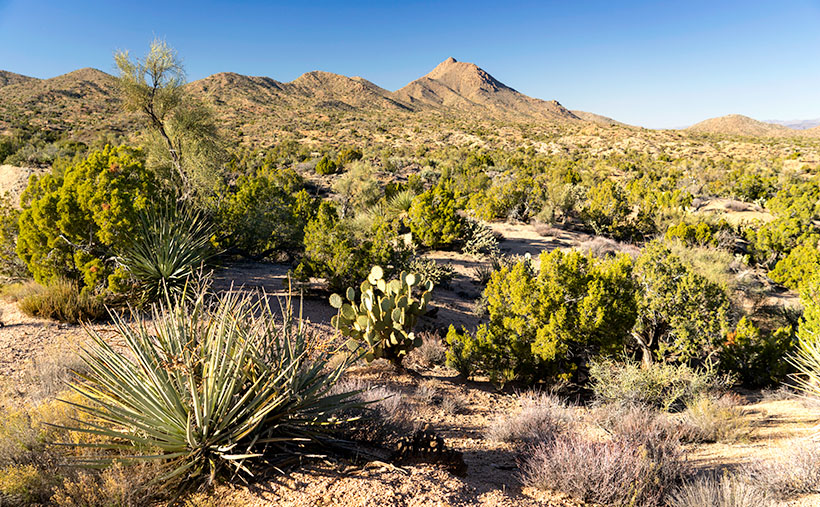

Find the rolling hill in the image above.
[{"left": 686, "top": 114, "right": 820, "bottom": 138}]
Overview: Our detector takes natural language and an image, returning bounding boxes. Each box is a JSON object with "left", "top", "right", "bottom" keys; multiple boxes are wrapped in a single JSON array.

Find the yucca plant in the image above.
[
  {"left": 119, "top": 205, "right": 217, "bottom": 303},
  {"left": 789, "top": 330, "right": 820, "bottom": 401},
  {"left": 61, "top": 285, "right": 361, "bottom": 487}
]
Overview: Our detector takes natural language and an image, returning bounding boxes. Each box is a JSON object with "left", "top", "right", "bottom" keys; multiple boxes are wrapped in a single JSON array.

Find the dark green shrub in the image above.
[
  {"left": 336, "top": 148, "right": 363, "bottom": 166},
  {"left": 315, "top": 155, "right": 339, "bottom": 175},
  {"left": 747, "top": 182, "right": 820, "bottom": 265},
  {"left": 408, "top": 179, "right": 466, "bottom": 249},
  {"left": 580, "top": 179, "right": 633, "bottom": 239},
  {"left": 446, "top": 249, "right": 637, "bottom": 384},
  {"left": 296, "top": 202, "right": 410, "bottom": 292},
  {"left": 217, "top": 173, "right": 310, "bottom": 258},
  {"left": 665, "top": 221, "right": 719, "bottom": 247},
  {"left": 632, "top": 241, "right": 730, "bottom": 365},
  {"left": 719, "top": 317, "right": 795, "bottom": 387},
  {"left": 768, "top": 236, "right": 820, "bottom": 291},
  {"left": 0, "top": 194, "right": 26, "bottom": 279},
  {"left": 16, "top": 145, "right": 159, "bottom": 290}
]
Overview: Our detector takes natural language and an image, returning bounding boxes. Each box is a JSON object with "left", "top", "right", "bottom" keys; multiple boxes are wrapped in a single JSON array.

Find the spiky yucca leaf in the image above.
[
  {"left": 789, "top": 331, "right": 820, "bottom": 401},
  {"left": 120, "top": 205, "right": 216, "bottom": 302},
  {"left": 62, "top": 286, "right": 360, "bottom": 487}
]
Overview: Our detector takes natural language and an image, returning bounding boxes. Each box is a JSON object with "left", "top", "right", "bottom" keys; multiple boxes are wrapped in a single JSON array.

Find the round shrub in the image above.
[
  {"left": 408, "top": 179, "right": 466, "bottom": 249},
  {"left": 17, "top": 145, "right": 159, "bottom": 289}
]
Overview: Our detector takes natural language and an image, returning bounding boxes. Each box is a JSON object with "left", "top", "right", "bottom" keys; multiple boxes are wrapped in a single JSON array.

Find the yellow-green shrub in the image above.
[
  {"left": 408, "top": 179, "right": 466, "bottom": 248},
  {"left": 446, "top": 249, "right": 637, "bottom": 384}
]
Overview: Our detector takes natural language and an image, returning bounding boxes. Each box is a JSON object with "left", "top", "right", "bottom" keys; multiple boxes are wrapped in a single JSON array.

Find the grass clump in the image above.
[
  {"left": 745, "top": 441, "right": 820, "bottom": 498},
  {"left": 17, "top": 279, "right": 107, "bottom": 324},
  {"left": 589, "top": 358, "right": 730, "bottom": 411},
  {"left": 671, "top": 473, "right": 773, "bottom": 507},
  {"left": 678, "top": 394, "right": 749, "bottom": 443},
  {"left": 65, "top": 285, "right": 361, "bottom": 489}
]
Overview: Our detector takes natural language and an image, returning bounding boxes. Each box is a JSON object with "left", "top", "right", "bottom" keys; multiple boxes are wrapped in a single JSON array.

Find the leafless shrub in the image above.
[
  {"left": 745, "top": 440, "right": 820, "bottom": 498},
  {"left": 521, "top": 429, "right": 687, "bottom": 507},
  {"left": 577, "top": 236, "right": 641, "bottom": 258},
  {"left": 590, "top": 403, "right": 688, "bottom": 445},
  {"left": 486, "top": 392, "right": 573, "bottom": 443},
  {"left": 404, "top": 331, "right": 445, "bottom": 369},
  {"left": 533, "top": 223, "right": 561, "bottom": 237},
  {"left": 670, "top": 473, "right": 773, "bottom": 507},
  {"left": 331, "top": 379, "right": 415, "bottom": 439}
]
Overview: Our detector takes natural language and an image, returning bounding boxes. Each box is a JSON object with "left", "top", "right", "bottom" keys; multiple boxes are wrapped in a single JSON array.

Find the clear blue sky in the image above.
[{"left": 1, "top": 0, "right": 818, "bottom": 128}]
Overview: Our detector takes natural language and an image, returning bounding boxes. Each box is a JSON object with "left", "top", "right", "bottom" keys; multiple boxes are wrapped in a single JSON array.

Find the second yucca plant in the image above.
[{"left": 119, "top": 205, "right": 217, "bottom": 302}]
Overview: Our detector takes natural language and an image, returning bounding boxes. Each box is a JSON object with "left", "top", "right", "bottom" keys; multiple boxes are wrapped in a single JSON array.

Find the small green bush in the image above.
[
  {"left": 665, "top": 221, "right": 719, "bottom": 247},
  {"left": 719, "top": 317, "right": 795, "bottom": 387},
  {"left": 579, "top": 179, "right": 634, "bottom": 240},
  {"left": 336, "top": 147, "right": 363, "bottom": 166},
  {"left": 768, "top": 236, "right": 820, "bottom": 291},
  {"left": 408, "top": 179, "right": 466, "bottom": 249},
  {"left": 315, "top": 155, "right": 339, "bottom": 175},
  {"left": 17, "top": 279, "right": 107, "bottom": 324}
]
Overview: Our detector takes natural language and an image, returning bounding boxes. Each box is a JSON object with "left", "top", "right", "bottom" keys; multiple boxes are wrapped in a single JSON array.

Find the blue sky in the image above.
[{"left": 0, "top": 0, "right": 818, "bottom": 128}]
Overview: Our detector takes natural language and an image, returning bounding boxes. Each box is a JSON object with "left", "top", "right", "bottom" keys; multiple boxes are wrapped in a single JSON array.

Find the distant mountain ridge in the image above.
[
  {"left": 2, "top": 59, "right": 818, "bottom": 142},
  {"left": 766, "top": 118, "right": 820, "bottom": 130}
]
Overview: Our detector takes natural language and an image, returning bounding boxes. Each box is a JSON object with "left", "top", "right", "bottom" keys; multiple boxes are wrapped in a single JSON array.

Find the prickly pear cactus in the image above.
[{"left": 330, "top": 265, "right": 434, "bottom": 366}]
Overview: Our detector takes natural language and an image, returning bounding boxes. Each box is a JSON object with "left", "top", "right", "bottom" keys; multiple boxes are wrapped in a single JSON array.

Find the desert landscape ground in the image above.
[{"left": 2, "top": 26, "right": 820, "bottom": 507}]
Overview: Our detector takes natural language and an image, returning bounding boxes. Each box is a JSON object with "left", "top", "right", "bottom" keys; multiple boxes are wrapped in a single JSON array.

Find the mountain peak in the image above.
[{"left": 394, "top": 58, "right": 579, "bottom": 122}]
